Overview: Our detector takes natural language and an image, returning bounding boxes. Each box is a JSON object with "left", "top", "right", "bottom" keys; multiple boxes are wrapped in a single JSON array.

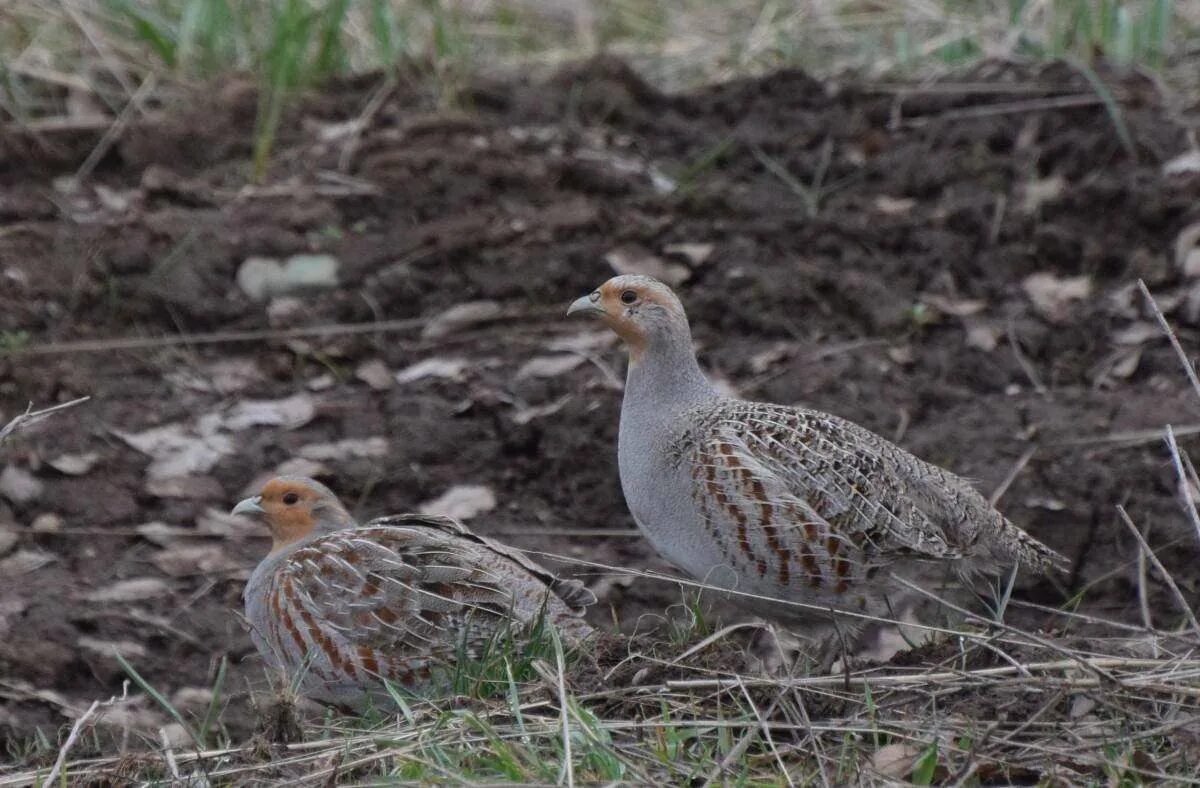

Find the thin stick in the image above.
[
  {"left": 1165, "top": 425, "right": 1200, "bottom": 547},
  {"left": 1115, "top": 505, "right": 1200, "bottom": 639},
  {"left": 738, "top": 678, "right": 794, "bottom": 788},
  {"left": 1139, "top": 279, "right": 1200, "bottom": 404},
  {"left": 45, "top": 699, "right": 99, "bottom": 786},
  {"left": 989, "top": 446, "right": 1035, "bottom": 507},
  {"left": 0, "top": 396, "right": 90, "bottom": 445}
]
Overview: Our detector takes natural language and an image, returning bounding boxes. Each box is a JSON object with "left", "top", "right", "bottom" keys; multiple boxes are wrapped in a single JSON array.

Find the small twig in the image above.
[
  {"left": 989, "top": 446, "right": 1036, "bottom": 507},
  {"left": 738, "top": 678, "right": 794, "bottom": 788},
  {"left": 0, "top": 397, "right": 90, "bottom": 445},
  {"left": 1115, "top": 505, "right": 1200, "bottom": 640},
  {"left": 1165, "top": 425, "right": 1200, "bottom": 548},
  {"left": 45, "top": 699, "right": 100, "bottom": 786},
  {"left": 1139, "top": 279, "right": 1200, "bottom": 405},
  {"left": 1006, "top": 319, "right": 1047, "bottom": 396}
]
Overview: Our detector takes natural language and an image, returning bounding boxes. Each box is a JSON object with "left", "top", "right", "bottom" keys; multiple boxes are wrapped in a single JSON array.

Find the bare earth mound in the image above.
[{"left": 2, "top": 57, "right": 1199, "bottom": 779}]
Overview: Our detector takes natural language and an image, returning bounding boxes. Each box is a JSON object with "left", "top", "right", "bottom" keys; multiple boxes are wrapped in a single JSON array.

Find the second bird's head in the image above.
[
  {"left": 567, "top": 274, "right": 690, "bottom": 359},
  {"left": 232, "top": 476, "right": 355, "bottom": 554}
]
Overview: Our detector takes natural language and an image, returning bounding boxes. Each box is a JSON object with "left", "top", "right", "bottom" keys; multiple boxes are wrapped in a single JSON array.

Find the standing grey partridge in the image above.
[
  {"left": 233, "top": 476, "right": 594, "bottom": 711},
  {"left": 569, "top": 275, "right": 1065, "bottom": 652}
]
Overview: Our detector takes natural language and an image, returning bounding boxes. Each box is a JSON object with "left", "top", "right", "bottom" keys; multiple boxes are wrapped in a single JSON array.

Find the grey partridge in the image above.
[
  {"left": 233, "top": 476, "right": 594, "bottom": 711},
  {"left": 569, "top": 275, "right": 1064, "bottom": 653}
]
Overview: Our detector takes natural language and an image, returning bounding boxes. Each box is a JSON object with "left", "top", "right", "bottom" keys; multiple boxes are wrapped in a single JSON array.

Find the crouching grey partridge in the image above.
[
  {"left": 233, "top": 476, "right": 594, "bottom": 711},
  {"left": 569, "top": 275, "right": 1065, "bottom": 654}
]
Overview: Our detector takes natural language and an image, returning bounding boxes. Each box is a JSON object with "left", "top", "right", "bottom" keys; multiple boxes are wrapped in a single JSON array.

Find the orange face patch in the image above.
[{"left": 258, "top": 479, "right": 320, "bottom": 552}]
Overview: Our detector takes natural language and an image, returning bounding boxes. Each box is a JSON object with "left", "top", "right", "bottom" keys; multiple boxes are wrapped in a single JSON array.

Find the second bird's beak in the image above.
[
  {"left": 232, "top": 496, "right": 265, "bottom": 518},
  {"left": 567, "top": 292, "right": 604, "bottom": 317}
]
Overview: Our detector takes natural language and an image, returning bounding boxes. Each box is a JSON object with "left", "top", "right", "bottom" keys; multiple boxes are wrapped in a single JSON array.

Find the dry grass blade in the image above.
[
  {"left": 0, "top": 396, "right": 90, "bottom": 445},
  {"left": 1139, "top": 278, "right": 1200, "bottom": 404},
  {"left": 1116, "top": 505, "right": 1200, "bottom": 638}
]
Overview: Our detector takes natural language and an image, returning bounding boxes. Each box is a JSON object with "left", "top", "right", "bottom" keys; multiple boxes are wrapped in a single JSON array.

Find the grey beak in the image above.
[
  {"left": 232, "top": 496, "right": 265, "bottom": 517},
  {"left": 567, "top": 292, "right": 604, "bottom": 317}
]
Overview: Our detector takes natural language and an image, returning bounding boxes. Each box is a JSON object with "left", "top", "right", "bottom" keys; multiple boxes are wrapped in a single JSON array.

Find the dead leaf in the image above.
[
  {"left": 662, "top": 242, "right": 714, "bottom": 266},
  {"left": 887, "top": 346, "right": 915, "bottom": 365},
  {"left": 1022, "top": 272, "right": 1092, "bottom": 322},
  {"left": 395, "top": 357, "right": 469, "bottom": 384},
  {"left": 419, "top": 485, "right": 496, "bottom": 521},
  {"left": 0, "top": 465, "right": 43, "bottom": 505},
  {"left": 299, "top": 437, "right": 387, "bottom": 461},
  {"left": 605, "top": 245, "right": 690, "bottom": 286},
  {"left": 874, "top": 195, "right": 916, "bottom": 215},
  {"left": 30, "top": 513, "right": 63, "bottom": 533},
  {"left": 871, "top": 742, "right": 921, "bottom": 778},
  {"left": 46, "top": 451, "right": 100, "bottom": 476},
  {"left": 748, "top": 343, "right": 794, "bottom": 374},
  {"left": 166, "top": 358, "right": 263, "bottom": 395},
  {"left": 546, "top": 331, "right": 615, "bottom": 354},
  {"left": 86, "top": 577, "right": 171, "bottom": 603},
  {"left": 307, "top": 374, "right": 336, "bottom": 391},
  {"left": 0, "top": 549, "right": 54, "bottom": 576},
  {"left": 136, "top": 521, "right": 193, "bottom": 547},
  {"left": 965, "top": 322, "right": 1001, "bottom": 352},
  {"left": 921, "top": 293, "right": 986, "bottom": 317},
  {"left": 196, "top": 507, "right": 246, "bottom": 537},
  {"left": 237, "top": 253, "right": 340, "bottom": 301},
  {"left": 355, "top": 359, "right": 393, "bottom": 391},
  {"left": 144, "top": 475, "right": 224, "bottom": 500},
  {"left": 516, "top": 354, "right": 584, "bottom": 379},
  {"left": 421, "top": 301, "right": 502, "bottom": 339},
  {"left": 78, "top": 636, "right": 147, "bottom": 660},
  {"left": 152, "top": 545, "right": 235, "bottom": 577},
  {"left": 0, "top": 528, "right": 17, "bottom": 558},
  {"left": 1164, "top": 149, "right": 1200, "bottom": 176},
  {"left": 1175, "top": 222, "right": 1200, "bottom": 277},
  {"left": 1110, "top": 347, "right": 1143, "bottom": 379},
  {"left": 1020, "top": 175, "right": 1065, "bottom": 213},
  {"left": 115, "top": 417, "right": 233, "bottom": 480},
  {"left": 222, "top": 393, "right": 315, "bottom": 431},
  {"left": 512, "top": 396, "right": 572, "bottom": 425},
  {"left": 1112, "top": 322, "right": 1159, "bottom": 345}
]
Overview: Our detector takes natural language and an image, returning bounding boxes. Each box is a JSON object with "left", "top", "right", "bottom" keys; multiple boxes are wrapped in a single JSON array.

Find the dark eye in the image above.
[
  {"left": 620, "top": 290, "right": 638, "bottom": 305},
  {"left": 282, "top": 492, "right": 300, "bottom": 505}
]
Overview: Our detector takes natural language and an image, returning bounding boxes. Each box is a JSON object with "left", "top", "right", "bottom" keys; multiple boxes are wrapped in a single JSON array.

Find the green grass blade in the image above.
[{"left": 114, "top": 651, "right": 204, "bottom": 750}]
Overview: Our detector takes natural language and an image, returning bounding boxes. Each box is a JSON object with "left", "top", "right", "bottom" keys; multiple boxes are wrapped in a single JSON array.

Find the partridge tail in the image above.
[{"left": 1000, "top": 516, "right": 1070, "bottom": 575}]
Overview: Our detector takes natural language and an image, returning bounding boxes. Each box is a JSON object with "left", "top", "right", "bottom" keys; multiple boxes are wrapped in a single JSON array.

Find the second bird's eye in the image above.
[
  {"left": 620, "top": 290, "right": 638, "bottom": 305},
  {"left": 282, "top": 492, "right": 300, "bottom": 505}
]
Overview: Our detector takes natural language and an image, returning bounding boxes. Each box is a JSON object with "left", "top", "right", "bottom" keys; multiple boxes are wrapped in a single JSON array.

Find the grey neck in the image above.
[{"left": 624, "top": 334, "right": 719, "bottom": 420}]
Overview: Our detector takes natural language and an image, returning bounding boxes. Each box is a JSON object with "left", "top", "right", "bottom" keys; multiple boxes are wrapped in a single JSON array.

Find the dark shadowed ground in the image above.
[{"left": 2, "top": 56, "right": 1199, "bottom": 750}]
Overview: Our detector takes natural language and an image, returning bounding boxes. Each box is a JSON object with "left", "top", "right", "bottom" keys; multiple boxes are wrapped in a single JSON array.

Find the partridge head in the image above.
[{"left": 233, "top": 476, "right": 355, "bottom": 554}]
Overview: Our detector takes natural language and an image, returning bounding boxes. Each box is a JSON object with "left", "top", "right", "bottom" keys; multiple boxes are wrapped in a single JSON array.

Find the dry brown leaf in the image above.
[
  {"left": 222, "top": 393, "right": 315, "bottom": 431},
  {"left": 1022, "top": 272, "right": 1092, "bottom": 322},
  {"left": 1020, "top": 174, "right": 1065, "bottom": 213},
  {"left": 1175, "top": 222, "right": 1200, "bottom": 277},
  {"left": 421, "top": 301, "right": 502, "bottom": 339},
  {"left": 46, "top": 451, "right": 100, "bottom": 476},
  {"left": 0, "top": 549, "right": 55, "bottom": 577},
  {"left": 0, "top": 465, "right": 43, "bottom": 505},
  {"left": 871, "top": 742, "right": 922, "bottom": 778},
  {"left": 299, "top": 437, "right": 387, "bottom": 461},
  {"left": 663, "top": 242, "right": 714, "bottom": 266},
  {"left": 78, "top": 636, "right": 147, "bottom": 660},
  {"left": 395, "top": 357, "right": 469, "bottom": 384},
  {"left": 355, "top": 359, "right": 393, "bottom": 391},
  {"left": 516, "top": 354, "right": 584, "bottom": 379},
  {"left": 1164, "top": 150, "right": 1200, "bottom": 176},
  {"left": 136, "top": 521, "right": 194, "bottom": 547},
  {"left": 512, "top": 395, "right": 572, "bottom": 425},
  {"left": 419, "top": 485, "right": 496, "bottom": 521},
  {"left": 85, "top": 577, "right": 171, "bottom": 603},
  {"left": 30, "top": 513, "right": 63, "bottom": 533},
  {"left": 605, "top": 245, "right": 690, "bottom": 286},
  {"left": 965, "top": 322, "right": 1001, "bottom": 352},
  {"left": 115, "top": 418, "right": 233, "bottom": 480},
  {"left": 0, "top": 528, "right": 17, "bottom": 558},
  {"left": 874, "top": 195, "right": 916, "bottom": 215},
  {"left": 921, "top": 293, "right": 986, "bottom": 317},
  {"left": 152, "top": 544, "right": 235, "bottom": 577},
  {"left": 144, "top": 475, "right": 224, "bottom": 500}
]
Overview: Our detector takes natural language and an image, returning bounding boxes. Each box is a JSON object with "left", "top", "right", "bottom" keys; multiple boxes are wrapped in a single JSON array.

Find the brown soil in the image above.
[{"left": 2, "top": 56, "right": 1199, "bottom": 752}]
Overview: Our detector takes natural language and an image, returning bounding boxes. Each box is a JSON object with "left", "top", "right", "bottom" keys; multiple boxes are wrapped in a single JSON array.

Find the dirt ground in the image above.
[{"left": 2, "top": 56, "right": 1199, "bottom": 752}]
